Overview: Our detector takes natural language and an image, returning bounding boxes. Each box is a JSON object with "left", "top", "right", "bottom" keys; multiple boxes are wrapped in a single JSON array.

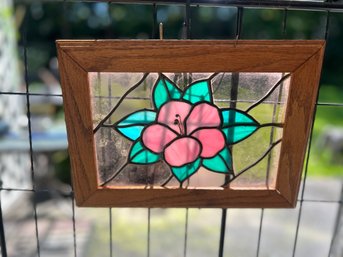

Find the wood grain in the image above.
[
  {"left": 276, "top": 45, "right": 325, "bottom": 206},
  {"left": 56, "top": 40, "right": 324, "bottom": 73},
  {"left": 83, "top": 188, "right": 292, "bottom": 208},
  {"left": 57, "top": 49, "right": 99, "bottom": 205},
  {"left": 56, "top": 40, "right": 325, "bottom": 208}
]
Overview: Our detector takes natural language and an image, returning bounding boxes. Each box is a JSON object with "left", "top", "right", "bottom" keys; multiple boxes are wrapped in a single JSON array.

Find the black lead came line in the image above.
[
  {"left": 225, "top": 139, "right": 282, "bottom": 185},
  {"left": 93, "top": 73, "right": 149, "bottom": 134},
  {"left": 245, "top": 73, "right": 291, "bottom": 113},
  {"left": 100, "top": 162, "right": 129, "bottom": 187}
]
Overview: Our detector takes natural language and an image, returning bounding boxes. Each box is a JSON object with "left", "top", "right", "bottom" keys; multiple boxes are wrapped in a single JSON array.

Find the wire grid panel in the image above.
[{"left": 0, "top": 1, "right": 342, "bottom": 257}]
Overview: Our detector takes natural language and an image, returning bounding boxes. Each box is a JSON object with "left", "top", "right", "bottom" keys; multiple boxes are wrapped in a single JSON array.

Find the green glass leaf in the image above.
[
  {"left": 222, "top": 126, "right": 258, "bottom": 144},
  {"left": 171, "top": 159, "right": 201, "bottom": 182},
  {"left": 153, "top": 77, "right": 182, "bottom": 109},
  {"left": 221, "top": 109, "right": 257, "bottom": 126},
  {"left": 116, "top": 110, "right": 156, "bottom": 141},
  {"left": 221, "top": 109, "right": 259, "bottom": 144},
  {"left": 129, "top": 141, "right": 160, "bottom": 164},
  {"left": 182, "top": 80, "right": 212, "bottom": 104},
  {"left": 202, "top": 147, "right": 232, "bottom": 173}
]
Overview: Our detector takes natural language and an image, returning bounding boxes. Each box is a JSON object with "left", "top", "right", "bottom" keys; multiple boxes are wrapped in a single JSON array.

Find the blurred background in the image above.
[{"left": 0, "top": 0, "right": 342, "bottom": 256}]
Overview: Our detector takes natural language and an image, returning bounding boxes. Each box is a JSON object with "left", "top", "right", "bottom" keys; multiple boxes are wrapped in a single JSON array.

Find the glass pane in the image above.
[{"left": 90, "top": 72, "right": 290, "bottom": 189}]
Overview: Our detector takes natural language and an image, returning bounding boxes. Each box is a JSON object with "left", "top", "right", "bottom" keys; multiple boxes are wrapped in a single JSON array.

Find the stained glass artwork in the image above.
[
  {"left": 91, "top": 72, "right": 289, "bottom": 188},
  {"left": 57, "top": 40, "right": 324, "bottom": 207}
]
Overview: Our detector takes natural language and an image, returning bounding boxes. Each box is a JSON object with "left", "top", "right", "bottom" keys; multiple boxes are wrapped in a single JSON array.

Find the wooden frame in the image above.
[{"left": 56, "top": 40, "right": 325, "bottom": 208}]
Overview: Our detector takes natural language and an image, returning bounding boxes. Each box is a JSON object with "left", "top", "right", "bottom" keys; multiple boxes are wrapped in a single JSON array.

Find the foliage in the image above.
[{"left": 13, "top": 1, "right": 343, "bottom": 177}]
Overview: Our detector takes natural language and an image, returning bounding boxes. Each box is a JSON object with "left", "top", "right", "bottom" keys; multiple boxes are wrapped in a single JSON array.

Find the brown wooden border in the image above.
[{"left": 56, "top": 40, "right": 325, "bottom": 208}]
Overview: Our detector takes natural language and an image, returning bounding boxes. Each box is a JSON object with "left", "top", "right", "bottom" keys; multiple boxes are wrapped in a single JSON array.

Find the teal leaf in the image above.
[
  {"left": 202, "top": 147, "right": 232, "bottom": 173},
  {"left": 153, "top": 77, "right": 182, "bottom": 109},
  {"left": 116, "top": 110, "right": 156, "bottom": 141},
  {"left": 221, "top": 109, "right": 257, "bottom": 126},
  {"left": 182, "top": 80, "right": 212, "bottom": 104},
  {"left": 222, "top": 126, "right": 258, "bottom": 144},
  {"left": 171, "top": 159, "right": 202, "bottom": 182},
  {"left": 129, "top": 141, "right": 160, "bottom": 164},
  {"left": 221, "top": 109, "right": 259, "bottom": 144}
]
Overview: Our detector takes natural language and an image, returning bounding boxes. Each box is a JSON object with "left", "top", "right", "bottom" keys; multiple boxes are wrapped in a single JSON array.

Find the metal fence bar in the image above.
[
  {"left": 328, "top": 184, "right": 343, "bottom": 257},
  {"left": 23, "top": 9, "right": 41, "bottom": 257},
  {"left": 218, "top": 7, "right": 244, "bottom": 257},
  {"left": 152, "top": 3, "right": 158, "bottom": 39},
  {"left": 282, "top": 8, "right": 288, "bottom": 36},
  {"left": 292, "top": 8, "right": 332, "bottom": 257},
  {"left": 19, "top": 0, "right": 343, "bottom": 13},
  {"left": 183, "top": 6, "right": 191, "bottom": 257},
  {"left": 0, "top": 193, "right": 8, "bottom": 257},
  {"left": 1, "top": 2, "right": 342, "bottom": 257},
  {"left": 109, "top": 208, "right": 113, "bottom": 257},
  {"left": 256, "top": 210, "right": 264, "bottom": 257},
  {"left": 0, "top": 91, "right": 63, "bottom": 97},
  {"left": 183, "top": 208, "right": 189, "bottom": 257},
  {"left": 1, "top": 91, "right": 343, "bottom": 108},
  {"left": 218, "top": 209, "right": 227, "bottom": 257},
  {"left": 72, "top": 193, "right": 78, "bottom": 257},
  {"left": 147, "top": 208, "right": 151, "bottom": 257},
  {"left": 1, "top": 186, "right": 341, "bottom": 203},
  {"left": 145, "top": 5, "right": 159, "bottom": 255}
]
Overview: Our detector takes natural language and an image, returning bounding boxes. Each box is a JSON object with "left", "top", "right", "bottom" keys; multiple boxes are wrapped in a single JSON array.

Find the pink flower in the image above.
[{"left": 142, "top": 101, "right": 225, "bottom": 167}]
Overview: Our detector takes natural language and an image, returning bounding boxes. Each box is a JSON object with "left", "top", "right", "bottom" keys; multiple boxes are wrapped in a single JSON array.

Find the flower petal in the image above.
[
  {"left": 142, "top": 124, "right": 178, "bottom": 153},
  {"left": 157, "top": 101, "right": 192, "bottom": 134},
  {"left": 186, "top": 103, "right": 221, "bottom": 134},
  {"left": 191, "top": 128, "right": 225, "bottom": 158},
  {"left": 164, "top": 137, "right": 201, "bottom": 167}
]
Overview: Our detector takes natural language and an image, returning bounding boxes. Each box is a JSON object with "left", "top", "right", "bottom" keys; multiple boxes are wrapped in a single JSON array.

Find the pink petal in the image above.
[
  {"left": 142, "top": 124, "right": 177, "bottom": 153},
  {"left": 157, "top": 101, "right": 192, "bottom": 134},
  {"left": 191, "top": 129, "right": 225, "bottom": 158},
  {"left": 186, "top": 103, "right": 221, "bottom": 134},
  {"left": 164, "top": 137, "right": 201, "bottom": 167}
]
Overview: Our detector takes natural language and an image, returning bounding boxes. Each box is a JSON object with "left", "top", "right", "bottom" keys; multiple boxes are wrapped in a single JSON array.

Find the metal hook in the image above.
[
  {"left": 234, "top": 35, "right": 239, "bottom": 48},
  {"left": 159, "top": 22, "right": 163, "bottom": 40}
]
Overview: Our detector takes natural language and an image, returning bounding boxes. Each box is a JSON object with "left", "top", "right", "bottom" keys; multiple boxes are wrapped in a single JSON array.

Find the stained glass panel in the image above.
[{"left": 90, "top": 72, "right": 290, "bottom": 189}]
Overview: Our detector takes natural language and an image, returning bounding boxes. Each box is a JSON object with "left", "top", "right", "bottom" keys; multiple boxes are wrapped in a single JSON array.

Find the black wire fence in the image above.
[{"left": 0, "top": 1, "right": 342, "bottom": 257}]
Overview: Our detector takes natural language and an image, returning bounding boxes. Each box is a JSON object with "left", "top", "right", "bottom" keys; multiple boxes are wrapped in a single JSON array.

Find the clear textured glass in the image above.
[{"left": 90, "top": 72, "right": 290, "bottom": 188}]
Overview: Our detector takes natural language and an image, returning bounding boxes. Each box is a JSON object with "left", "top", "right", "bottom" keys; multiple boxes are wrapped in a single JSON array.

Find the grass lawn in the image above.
[{"left": 307, "top": 84, "right": 343, "bottom": 177}]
